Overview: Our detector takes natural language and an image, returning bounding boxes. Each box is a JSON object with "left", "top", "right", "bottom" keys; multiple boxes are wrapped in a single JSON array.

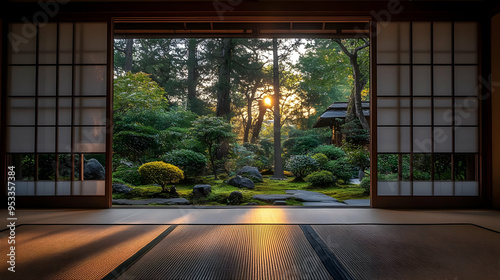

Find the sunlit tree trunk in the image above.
[
  {"left": 216, "top": 38, "right": 233, "bottom": 120},
  {"left": 272, "top": 38, "right": 286, "bottom": 179}
]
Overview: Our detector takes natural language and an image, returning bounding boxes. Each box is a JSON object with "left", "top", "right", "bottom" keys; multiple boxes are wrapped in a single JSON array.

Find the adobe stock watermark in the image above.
[
  {"left": 353, "top": 0, "right": 405, "bottom": 39},
  {"left": 213, "top": 0, "right": 243, "bottom": 21},
  {"left": 8, "top": 0, "right": 69, "bottom": 53}
]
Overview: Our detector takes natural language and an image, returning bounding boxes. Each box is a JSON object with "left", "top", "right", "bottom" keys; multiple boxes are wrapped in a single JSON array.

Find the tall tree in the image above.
[
  {"left": 186, "top": 39, "right": 201, "bottom": 113},
  {"left": 272, "top": 38, "right": 286, "bottom": 179},
  {"left": 216, "top": 38, "right": 233, "bottom": 119},
  {"left": 332, "top": 38, "right": 370, "bottom": 132}
]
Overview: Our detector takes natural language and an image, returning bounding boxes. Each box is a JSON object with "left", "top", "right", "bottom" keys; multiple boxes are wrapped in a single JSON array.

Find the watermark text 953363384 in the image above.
[{"left": 6, "top": 166, "right": 17, "bottom": 273}]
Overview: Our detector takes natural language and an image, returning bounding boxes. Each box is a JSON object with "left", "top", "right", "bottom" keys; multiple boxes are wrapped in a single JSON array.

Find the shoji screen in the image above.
[
  {"left": 376, "top": 21, "right": 479, "bottom": 197},
  {"left": 6, "top": 22, "right": 108, "bottom": 196}
]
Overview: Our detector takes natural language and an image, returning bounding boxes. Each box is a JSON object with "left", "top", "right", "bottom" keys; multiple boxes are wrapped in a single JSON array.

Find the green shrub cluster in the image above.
[
  {"left": 285, "top": 155, "right": 319, "bottom": 180},
  {"left": 312, "top": 153, "right": 328, "bottom": 168},
  {"left": 305, "top": 170, "right": 335, "bottom": 188},
  {"left": 138, "top": 161, "right": 184, "bottom": 192},
  {"left": 164, "top": 149, "right": 207, "bottom": 180},
  {"left": 311, "top": 145, "right": 346, "bottom": 160}
]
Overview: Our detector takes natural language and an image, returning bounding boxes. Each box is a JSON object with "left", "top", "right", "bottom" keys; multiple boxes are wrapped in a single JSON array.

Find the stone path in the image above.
[
  {"left": 252, "top": 190, "right": 368, "bottom": 206},
  {"left": 112, "top": 198, "right": 189, "bottom": 205}
]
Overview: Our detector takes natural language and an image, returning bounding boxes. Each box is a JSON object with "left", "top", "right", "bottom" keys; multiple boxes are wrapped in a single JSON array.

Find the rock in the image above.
[
  {"left": 84, "top": 159, "right": 105, "bottom": 180},
  {"left": 237, "top": 166, "right": 263, "bottom": 183},
  {"left": 273, "top": 200, "right": 287, "bottom": 205},
  {"left": 227, "top": 175, "right": 255, "bottom": 189},
  {"left": 169, "top": 186, "right": 179, "bottom": 198},
  {"left": 192, "top": 185, "right": 212, "bottom": 199},
  {"left": 112, "top": 198, "right": 189, "bottom": 205},
  {"left": 228, "top": 191, "right": 243, "bottom": 205},
  {"left": 285, "top": 190, "right": 339, "bottom": 202},
  {"left": 252, "top": 194, "right": 294, "bottom": 203},
  {"left": 112, "top": 183, "right": 132, "bottom": 194},
  {"left": 246, "top": 202, "right": 259, "bottom": 206}
]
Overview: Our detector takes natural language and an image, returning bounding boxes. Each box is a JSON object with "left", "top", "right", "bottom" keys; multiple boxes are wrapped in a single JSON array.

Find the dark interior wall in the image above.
[{"left": 492, "top": 12, "right": 500, "bottom": 209}]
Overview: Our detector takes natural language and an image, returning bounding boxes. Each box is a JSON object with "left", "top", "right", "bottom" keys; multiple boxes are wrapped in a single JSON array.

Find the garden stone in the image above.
[
  {"left": 228, "top": 191, "right": 243, "bottom": 205},
  {"left": 84, "top": 159, "right": 105, "bottom": 180},
  {"left": 237, "top": 166, "right": 263, "bottom": 183},
  {"left": 252, "top": 194, "right": 294, "bottom": 203},
  {"left": 285, "top": 190, "right": 339, "bottom": 202},
  {"left": 227, "top": 175, "right": 255, "bottom": 189},
  {"left": 112, "top": 183, "right": 132, "bottom": 194},
  {"left": 246, "top": 202, "right": 259, "bottom": 206},
  {"left": 112, "top": 198, "right": 189, "bottom": 205},
  {"left": 273, "top": 200, "right": 287, "bottom": 205},
  {"left": 192, "top": 185, "right": 212, "bottom": 199},
  {"left": 169, "top": 186, "right": 179, "bottom": 198}
]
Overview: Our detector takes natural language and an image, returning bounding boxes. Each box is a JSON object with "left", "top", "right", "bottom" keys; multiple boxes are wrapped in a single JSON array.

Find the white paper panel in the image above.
[
  {"left": 434, "top": 98, "right": 452, "bottom": 125},
  {"left": 378, "top": 127, "right": 411, "bottom": 153},
  {"left": 413, "top": 182, "right": 433, "bottom": 196},
  {"left": 74, "top": 23, "right": 107, "bottom": 64},
  {"left": 81, "top": 181, "right": 106, "bottom": 196},
  {"left": 8, "top": 98, "right": 36, "bottom": 125},
  {"left": 454, "top": 98, "right": 479, "bottom": 126},
  {"left": 454, "top": 182, "right": 478, "bottom": 196},
  {"left": 377, "top": 22, "right": 410, "bottom": 64},
  {"left": 72, "top": 181, "right": 82, "bottom": 195},
  {"left": 58, "top": 127, "right": 72, "bottom": 153},
  {"left": 377, "top": 98, "right": 410, "bottom": 125},
  {"left": 38, "top": 98, "right": 56, "bottom": 125},
  {"left": 15, "top": 181, "right": 36, "bottom": 196},
  {"left": 8, "top": 24, "right": 37, "bottom": 64},
  {"left": 38, "top": 127, "right": 56, "bottom": 153},
  {"left": 58, "top": 97, "right": 72, "bottom": 125},
  {"left": 434, "top": 182, "right": 454, "bottom": 196},
  {"left": 59, "top": 66, "right": 73, "bottom": 96},
  {"left": 413, "top": 66, "right": 431, "bottom": 96},
  {"left": 455, "top": 66, "right": 478, "bottom": 96},
  {"left": 59, "top": 23, "right": 74, "bottom": 64},
  {"left": 36, "top": 181, "right": 56, "bottom": 196},
  {"left": 454, "top": 22, "right": 478, "bottom": 64},
  {"left": 434, "top": 127, "right": 453, "bottom": 153},
  {"left": 8, "top": 127, "right": 35, "bottom": 152},
  {"left": 8, "top": 66, "right": 36, "bottom": 96},
  {"left": 377, "top": 66, "right": 410, "bottom": 96},
  {"left": 73, "top": 127, "right": 106, "bottom": 153},
  {"left": 455, "top": 127, "right": 478, "bottom": 153},
  {"left": 56, "top": 182, "right": 72, "bottom": 196},
  {"left": 413, "top": 127, "right": 432, "bottom": 153},
  {"left": 38, "top": 23, "right": 57, "bottom": 64},
  {"left": 433, "top": 22, "right": 452, "bottom": 64},
  {"left": 413, "top": 98, "right": 432, "bottom": 125},
  {"left": 73, "top": 98, "right": 107, "bottom": 125},
  {"left": 38, "top": 66, "right": 57, "bottom": 96},
  {"left": 433, "top": 66, "right": 452, "bottom": 96},
  {"left": 74, "top": 66, "right": 107, "bottom": 96},
  {"left": 377, "top": 181, "right": 399, "bottom": 196},
  {"left": 400, "top": 182, "right": 412, "bottom": 196},
  {"left": 412, "top": 22, "right": 431, "bottom": 64}
]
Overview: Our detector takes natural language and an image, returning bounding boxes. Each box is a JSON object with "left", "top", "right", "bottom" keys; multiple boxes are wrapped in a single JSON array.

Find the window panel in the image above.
[
  {"left": 412, "top": 22, "right": 431, "bottom": 64},
  {"left": 38, "top": 66, "right": 57, "bottom": 96},
  {"left": 455, "top": 127, "right": 478, "bottom": 153},
  {"left": 38, "top": 154, "right": 56, "bottom": 180},
  {"left": 433, "top": 66, "right": 452, "bottom": 96},
  {"left": 377, "top": 181, "right": 399, "bottom": 196},
  {"left": 15, "top": 182, "right": 36, "bottom": 196},
  {"left": 81, "top": 181, "right": 106, "bottom": 196},
  {"left": 413, "top": 182, "right": 433, "bottom": 196},
  {"left": 433, "top": 22, "right": 452, "bottom": 64},
  {"left": 378, "top": 127, "right": 411, "bottom": 153},
  {"left": 433, "top": 127, "right": 453, "bottom": 153},
  {"left": 413, "top": 154, "right": 432, "bottom": 181},
  {"left": 377, "top": 66, "right": 410, "bottom": 96},
  {"left": 8, "top": 98, "right": 36, "bottom": 125},
  {"left": 74, "top": 23, "right": 107, "bottom": 64},
  {"left": 454, "top": 22, "right": 478, "bottom": 64},
  {"left": 8, "top": 24, "right": 37, "bottom": 64},
  {"left": 73, "top": 127, "right": 106, "bottom": 153},
  {"left": 455, "top": 182, "right": 479, "bottom": 196},
  {"left": 58, "top": 98, "right": 72, "bottom": 125},
  {"left": 434, "top": 182, "right": 454, "bottom": 196},
  {"left": 56, "top": 182, "right": 72, "bottom": 196},
  {"left": 377, "top": 22, "right": 410, "bottom": 64},
  {"left": 454, "top": 97, "right": 479, "bottom": 126},
  {"left": 413, "top": 98, "right": 432, "bottom": 125},
  {"left": 413, "top": 127, "right": 432, "bottom": 153},
  {"left": 8, "top": 66, "right": 36, "bottom": 96},
  {"left": 8, "top": 127, "right": 35, "bottom": 153},
  {"left": 38, "top": 97, "right": 56, "bottom": 125},
  {"left": 434, "top": 154, "right": 452, "bottom": 180},
  {"left": 36, "top": 181, "right": 56, "bottom": 196},
  {"left": 38, "top": 127, "right": 56, "bottom": 153},
  {"left": 73, "top": 97, "right": 107, "bottom": 126},
  {"left": 413, "top": 66, "right": 431, "bottom": 96},
  {"left": 7, "top": 154, "right": 35, "bottom": 181},
  {"left": 58, "top": 66, "right": 73, "bottom": 96},
  {"left": 73, "top": 66, "right": 107, "bottom": 96},
  {"left": 454, "top": 154, "right": 477, "bottom": 181},
  {"left": 59, "top": 23, "right": 73, "bottom": 64},
  {"left": 433, "top": 98, "right": 452, "bottom": 125},
  {"left": 58, "top": 154, "right": 74, "bottom": 181},
  {"left": 38, "top": 23, "right": 57, "bottom": 65},
  {"left": 455, "top": 66, "right": 478, "bottom": 96},
  {"left": 377, "top": 98, "right": 410, "bottom": 125},
  {"left": 58, "top": 127, "right": 72, "bottom": 153}
]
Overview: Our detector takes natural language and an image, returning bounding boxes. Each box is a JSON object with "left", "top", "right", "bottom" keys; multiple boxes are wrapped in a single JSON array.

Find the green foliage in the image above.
[
  {"left": 312, "top": 145, "right": 346, "bottom": 161},
  {"left": 340, "top": 115, "right": 369, "bottom": 146},
  {"left": 343, "top": 144, "right": 370, "bottom": 171},
  {"left": 226, "top": 144, "right": 257, "bottom": 172},
  {"left": 283, "top": 129, "right": 330, "bottom": 158},
  {"left": 360, "top": 176, "right": 370, "bottom": 194},
  {"left": 138, "top": 161, "right": 184, "bottom": 192},
  {"left": 190, "top": 116, "right": 235, "bottom": 178},
  {"left": 312, "top": 153, "right": 329, "bottom": 168},
  {"left": 285, "top": 155, "right": 319, "bottom": 180},
  {"left": 164, "top": 149, "right": 207, "bottom": 179},
  {"left": 305, "top": 170, "right": 335, "bottom": 188},
  {"left": 120, "top": 108, "right": 196, "bottom": 131},
  {"left": 114, "top": 131, "right": 159, "bottom": 163},
  {"left": 113, "top": 167, "right": 142, "bottom": 186},
  {"left": 324, "top": 158, "right": 353, "bottom": 183},
  {"left": 114, "top": 72, "right": 169, "bottom": 116}
]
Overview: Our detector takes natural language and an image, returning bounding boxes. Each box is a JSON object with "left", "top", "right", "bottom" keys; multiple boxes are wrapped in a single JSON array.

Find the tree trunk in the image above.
[
  {"left": 272, "top": 39, "right": 286, "bottom": 179},
  {"left": 250, "top": 100, "right": 267, "bottom": 143},
  {"left": 216, "top": 38, "right": 233, "bottom": 120},
  {"left": 187, "top": 39, "right": 199, "bottom": 112},
  {"left": 350, "top": 56, "right": 370, "bottom": 133},
  {"left": 243, "top": 99, "right": 252, "bottom": 143},
  {"left": 124, "top": 39, "right": 133, "bottom": 73}
]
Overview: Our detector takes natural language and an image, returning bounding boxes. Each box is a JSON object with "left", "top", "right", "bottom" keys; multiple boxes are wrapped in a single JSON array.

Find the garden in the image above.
[{"left": 111, "top": 38, "right": 371, "bottom": 206}]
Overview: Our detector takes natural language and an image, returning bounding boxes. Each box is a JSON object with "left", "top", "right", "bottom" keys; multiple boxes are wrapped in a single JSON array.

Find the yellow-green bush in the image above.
[{"left": 138, "top": 161, "right": 184, "bottom": 192}]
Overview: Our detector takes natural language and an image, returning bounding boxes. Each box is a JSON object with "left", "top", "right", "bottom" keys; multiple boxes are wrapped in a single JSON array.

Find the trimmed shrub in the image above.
[
  {"left": 285, "top": 155, "right": 319, "bottom": 180},
  {"left": 312, "top": 153, "right": 328, "bottom": 168},
  {"left": 360, "top": 176, "right": 370, "bottom": 194},
  {"left": 312, "top": 145, "right": 346, "bottom": 161},
  {"left": 305, "top": 171, "right": 335, "bottom": 188},
  {"left": 138, "top": 161, "right": 184, "bottom": 192},
  {"left": 324, "top": 158, "right": 353, "bottom": 183},
  {"left": 164, "top": 149, "right": 207, "bottom": 180}
]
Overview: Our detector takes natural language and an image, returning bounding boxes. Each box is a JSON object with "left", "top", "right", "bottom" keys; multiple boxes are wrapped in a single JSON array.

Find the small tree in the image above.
[
  {"left": 285, "top": 155, "right": 319, "bottom": 181},
  {"left": 164, "top": 149, "right": 207, "bottom": 180},
  {"left": 190, "top": 116, "right": 235, "bottom": 179},
  {"left": 138, "top": 161, "right": 184, "bottom": 192}
]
